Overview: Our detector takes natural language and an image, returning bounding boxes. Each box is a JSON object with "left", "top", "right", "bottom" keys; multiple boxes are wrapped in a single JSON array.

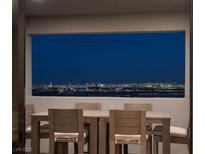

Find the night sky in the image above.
[{"left": 32, "top": 32, "right": 185, "bottom": 85}]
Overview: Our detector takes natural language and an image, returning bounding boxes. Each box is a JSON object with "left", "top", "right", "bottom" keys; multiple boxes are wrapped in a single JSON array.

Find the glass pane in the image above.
[{"left": 32, "top": 32, "right": 185, "bottom": 98}]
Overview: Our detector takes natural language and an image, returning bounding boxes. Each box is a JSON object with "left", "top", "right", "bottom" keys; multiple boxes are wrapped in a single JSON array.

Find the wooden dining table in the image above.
[{"left": 31, "top": 110, "right": 171, "bottom": 154}]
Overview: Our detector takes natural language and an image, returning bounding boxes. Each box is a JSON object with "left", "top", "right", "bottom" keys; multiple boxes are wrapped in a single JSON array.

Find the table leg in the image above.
[
  {"left": 162, "top": 119, "right": 170, "bottom": 154},
  {"left": 89, "top": 118, "right": 98, "bottom": 154},
  {"left": 31, "top": 117, "right": 40, "bottom": 154},
  {"left": 98, "top": 118, "right": 107, "bottom": 154}
]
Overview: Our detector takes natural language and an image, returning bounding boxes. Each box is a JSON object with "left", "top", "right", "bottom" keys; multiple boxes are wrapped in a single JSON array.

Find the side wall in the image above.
[{"left": 25, "top": 12, "right": 190, "bottom": 154}]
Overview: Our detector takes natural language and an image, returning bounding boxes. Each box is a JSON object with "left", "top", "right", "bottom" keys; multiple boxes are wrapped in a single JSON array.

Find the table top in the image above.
[{"left": 32, "top": 110, "right": 171, "bottom": 119}]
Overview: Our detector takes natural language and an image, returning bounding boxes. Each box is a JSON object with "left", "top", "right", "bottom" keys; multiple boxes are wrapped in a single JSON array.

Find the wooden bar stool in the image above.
[
  {"left": 109, "top": 110, "right": 147, "bottom": 154},
  {"left": 25, "top": 104, "right": 49, "bottom": 138},
  {"left": 48, "top": 109, "right": 86, "bottom": 154},
  {"left": 74, "top": 102, "right": 102, "bottom": 153},
  {"left": 152, "top": 124, "right": 190, "bottom": 154},
  {"left": 124, "top": 104, "right": 153, "bottom": 154}
]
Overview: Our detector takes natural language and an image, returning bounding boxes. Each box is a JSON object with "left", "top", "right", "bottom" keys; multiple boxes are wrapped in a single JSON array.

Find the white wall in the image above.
[{"left": 25, "top": 12, "right": 190, "bottom": 154}]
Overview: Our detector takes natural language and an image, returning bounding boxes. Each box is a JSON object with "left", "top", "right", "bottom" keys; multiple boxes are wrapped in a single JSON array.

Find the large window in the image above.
[{"left": 32, "top": 32, "right": 185, "bottom": 97}]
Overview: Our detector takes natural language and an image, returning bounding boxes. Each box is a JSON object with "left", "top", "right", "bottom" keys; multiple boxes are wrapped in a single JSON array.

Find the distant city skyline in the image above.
[
  {"left": 32, "top": 82, "right": 184, "bottom": 97},
  {"left": 33, "top": 81, "right": 184, "bottom": 86},
  {"left": 32, "top": 32, "right": 185, "bottom": 85}
]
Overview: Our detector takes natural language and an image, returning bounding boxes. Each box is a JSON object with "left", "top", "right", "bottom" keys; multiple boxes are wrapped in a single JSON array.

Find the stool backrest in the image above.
[
  {"left": 74, "top": 103, "right": 102, "bottom": 110},
  {"left": 48, "top": 109, "right": 83, "bottom": 133},
  {"left": 109, "top": 110, "right": 146, "bottom": 135},
  {"left": 25, "top": 104, "right": 35, "bottom": 127},
  {"left": 124, "top": 103, "right": 152, "bottom": 111}
]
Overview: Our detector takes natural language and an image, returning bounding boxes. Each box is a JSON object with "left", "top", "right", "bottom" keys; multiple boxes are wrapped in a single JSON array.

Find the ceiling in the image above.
[{"left": 26, "top": 0, "right": 190, "bottom": 16}]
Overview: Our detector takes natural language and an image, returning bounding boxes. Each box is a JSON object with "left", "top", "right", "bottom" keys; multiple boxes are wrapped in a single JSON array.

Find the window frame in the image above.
[{"left": 26, "top": 30, "right": 190, "bottom": 103}]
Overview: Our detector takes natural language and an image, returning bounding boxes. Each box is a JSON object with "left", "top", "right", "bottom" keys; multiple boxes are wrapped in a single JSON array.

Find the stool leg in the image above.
[
  {"left": 74, "top": 142, "right": 78, "bottom": 154},
  {"left": 154, "top": 141, "right": 158, "bottom": 154},
  {"left": 87, "top": 135, "right": 90, "bottom": 154},
  {"left": 123, "top": 144, "right": 128, "bottom": 154},
  {"left": 55, "top": 142, "right": 68, "bottom": 154},
  {"left": 187, "top": 143, "right": 190, "bottom": 154},
  {"left": 146, "top": 136, "right": 152, "bottom": 154},
  {"left": 115, "top": 144, "right": 122, "bottom": 154},
  {"left": 156, "top": 142, "right": 158, "bottom": 154}
]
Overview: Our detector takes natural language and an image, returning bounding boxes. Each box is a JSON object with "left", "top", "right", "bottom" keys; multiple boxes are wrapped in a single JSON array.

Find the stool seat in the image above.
[
  {"left": 115, "top": 134, "right": 148, "bottom": 144},
  {"left": 54, "top": 132, "right": 87, "bottom": 142},
  {"left": 153, "top": 125, "right": 187, "bottom": 137}
]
